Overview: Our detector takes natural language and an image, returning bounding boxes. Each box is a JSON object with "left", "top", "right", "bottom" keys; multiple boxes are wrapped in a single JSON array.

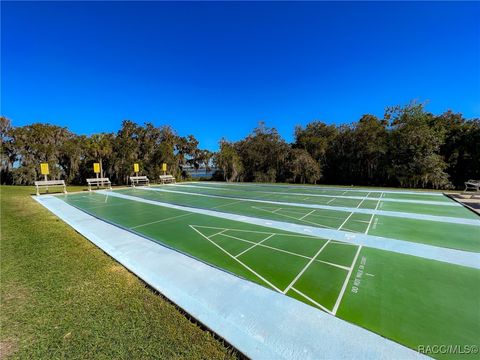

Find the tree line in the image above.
[
  {"left": 216, "top": 102, "right": 479, "bottom": 189},
  {"left": 1, "top": 102, "right": 479, "bottom": 189},
  {"left": 1, "top": 119, "right": 213, "bottom": 186}
]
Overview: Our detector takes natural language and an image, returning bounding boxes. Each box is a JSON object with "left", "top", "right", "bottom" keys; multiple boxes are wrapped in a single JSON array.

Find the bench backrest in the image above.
[
  {"left": 87, "top": 178, "right": 111, "bottom": 183},
  {"left": 130, "top": 176, "right": 149, "bottom": 180},
  {"left": 35, "top": 180, "right": 65, "bottom": 186},
  {"left": 159, "top": 175, "right": 175, "bottom": 179}
]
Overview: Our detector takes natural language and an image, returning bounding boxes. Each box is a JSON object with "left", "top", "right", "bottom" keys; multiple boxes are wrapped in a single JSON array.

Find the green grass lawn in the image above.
[{"left": 0, "top": 186, "right": 238, "bottom": 359}]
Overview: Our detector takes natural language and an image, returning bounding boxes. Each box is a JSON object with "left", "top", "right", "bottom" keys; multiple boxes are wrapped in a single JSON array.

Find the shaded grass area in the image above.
[{"left": 0, "top": 186, "right": 239, "bottom": 359}]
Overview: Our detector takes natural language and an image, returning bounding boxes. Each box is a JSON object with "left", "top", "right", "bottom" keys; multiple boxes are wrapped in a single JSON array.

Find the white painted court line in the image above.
[
  {"left": 299, "top": 209, "right": 316, "bottom": 220},
  {"left": 130, "top": 213, "right": 193, "bottom": 230},
  {"left": 327, "top": 197, "right": 336, "bottom": 204},
  {"left": 364, "top": 192, "right": 383, "bottom": 234},
  {"left": 253, "top": 206, "right": 337, "bottom": 230},
  {"left": 207, "top": 231, "right": 350, "bottom": 271},
  {"left": 317, "top": 260, "right": 350, "bottom": 271},
  {"left": 207, "top": 229, "right": 228, "bottom": 239},
  {"left": 212, "top": 199, "right": 247, "bottom": 209},
  {"left": 141, "top": 187, "right": 479, "bottom": 226},
  {"left": 284, "top": 197, "right": 367, "bottom": 300},
  {"left": 332, "top": 245, "right": 363, "bottom": 315},
  {"left": 98, "top": 190, "right": 480, "bottom": 269},
  {"left": 190, "top": 226, "right": 283, "bottom": 292},
  {"left": 235, "top": 233, "right": 276, "bottom": 258},
  {"left": 290, "top": 287, "right": 333, "bottom": 314},
  {"left": 191, "top": 224, "right": 330, "bottom": 239},
  {"left": 222, "top": 233, "right": 313, "bottom": 261},
  {"left": 254, "top": 205, "right": 346, "bottom": 222},
  {"left": 337, "top": 212, "right": 354, "bottom": 231},
  {"left": 355, "top": 192, "right": 371, "bottom": 209},
  {"left": 283, "top": 240, "right": 331, "bottom": 294}
]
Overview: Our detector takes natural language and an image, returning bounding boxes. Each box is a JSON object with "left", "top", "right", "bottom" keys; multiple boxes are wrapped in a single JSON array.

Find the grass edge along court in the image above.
[{"left": 45, "top": 182, "right": 480, "bottom": 359}]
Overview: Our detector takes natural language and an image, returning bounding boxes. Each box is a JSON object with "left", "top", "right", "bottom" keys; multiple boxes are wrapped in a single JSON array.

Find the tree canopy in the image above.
[{"left": 1, "top": 101, "right": 478, "bottom": 189}]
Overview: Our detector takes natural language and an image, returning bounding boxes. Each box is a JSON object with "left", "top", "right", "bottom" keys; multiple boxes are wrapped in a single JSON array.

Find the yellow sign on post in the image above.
[
  {"left": 162, "top": 163, "right": 167, "bottom": 172},
  {"left": 134, "top": 163, "right": 140, "bottom": 173},
  {"left": 40, "top": 163, "right": 50, "bottom": 175},
  {"left": 93, "top": 163, "right": 100, "bottom": 174}
]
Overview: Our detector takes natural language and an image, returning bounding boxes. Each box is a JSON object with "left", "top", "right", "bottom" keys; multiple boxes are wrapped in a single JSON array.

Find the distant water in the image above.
[{"left": 186, "top": 170, "right": 216, "bottom": 178}]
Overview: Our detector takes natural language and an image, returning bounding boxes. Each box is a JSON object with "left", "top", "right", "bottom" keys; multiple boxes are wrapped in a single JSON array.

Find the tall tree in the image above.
[
  {"left": 294, "top": 121, "right": 337, "bottom": 178},
  {"left": 286, "top": 148, "right": 321, "bottom": 184},
  {"left": 214, "top": 139, "right": 243, "bottom": 182},
  {"left": 0, "top": 117, "right": 14, "bottom": 184},
  {"left": 236, "top": 122, "right": 288, "bottom": 182},
  {"left": 386, "top": 102, "right": 451, "bottom": 188}
]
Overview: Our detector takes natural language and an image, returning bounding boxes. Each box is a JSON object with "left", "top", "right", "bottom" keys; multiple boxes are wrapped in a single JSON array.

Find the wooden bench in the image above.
[
  {"left": 86, "top": 177, "right": 112, "bottom": 191},
  {"left": 34, "top": 180, "right": 67, "bottom": 196},
  {"left": 130, "top": 175, "right": 150, "bottom": 187},
  {"left": 159, "top": 175, "right": 176, "bottom": 184}
]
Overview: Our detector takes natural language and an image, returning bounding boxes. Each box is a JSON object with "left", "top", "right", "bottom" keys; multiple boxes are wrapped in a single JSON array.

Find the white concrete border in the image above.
[{"left": 34, "top": 195, "right": 426, "bottom": 360}]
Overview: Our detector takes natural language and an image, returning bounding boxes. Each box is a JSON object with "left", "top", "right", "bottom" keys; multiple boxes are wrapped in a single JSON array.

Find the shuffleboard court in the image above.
[
  {"left": 48, "top": 182, "right": 480, "bottom": 359},
  {"left": 114, "top": 186, "right": 480, "bottom": 252}
]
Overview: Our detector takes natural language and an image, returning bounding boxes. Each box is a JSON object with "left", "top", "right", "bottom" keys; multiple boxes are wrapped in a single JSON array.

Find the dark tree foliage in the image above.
[
  {"left": 1, "top": 119, "right": 204, "bottom": 185},
  {"left": 214, "top": 103, "right": 478, "bottom": 189},
  {"left": 234, "top": 122, "right": 289, "bottom": 183},
  {"left": 2, "top": 101, "right": 478, "bottom": 189}
]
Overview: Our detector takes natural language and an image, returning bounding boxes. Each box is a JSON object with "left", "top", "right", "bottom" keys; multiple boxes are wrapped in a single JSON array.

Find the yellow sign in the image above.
[
  {"left": 93, "top": 163, "right": 100, "bottom": 174},
  {"left": 162, "top": 163, "right": 167, "bottom": 172},
  {"left": 40, "top": 163, "right": 49, "bottom": 175},
  {"left": 134, "top": 163, "right": 140, "bottom": 173}
]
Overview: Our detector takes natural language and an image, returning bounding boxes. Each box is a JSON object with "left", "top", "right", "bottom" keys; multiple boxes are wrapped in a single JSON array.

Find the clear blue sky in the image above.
[{"left": 2, "top": 1, "right": 479, "bottom": 150}]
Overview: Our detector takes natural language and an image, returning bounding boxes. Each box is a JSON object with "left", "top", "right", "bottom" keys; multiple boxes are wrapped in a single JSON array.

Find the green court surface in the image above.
[{"left": 57, "top": 183, "right": 480, "bottom": 359}]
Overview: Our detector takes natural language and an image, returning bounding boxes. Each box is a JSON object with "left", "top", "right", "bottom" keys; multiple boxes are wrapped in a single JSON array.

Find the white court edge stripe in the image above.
[
  {"left": 172, "top": 183, "right": 460, "bottom": 207},
  {"left": 142, "top": 187, "right": 480, "bottom": 226},
  {"left": 191, "top": 181, "right": 445, "bottom": 196},
  {"left": 96, "top": 190, "right": 480, "bottom": 270}
]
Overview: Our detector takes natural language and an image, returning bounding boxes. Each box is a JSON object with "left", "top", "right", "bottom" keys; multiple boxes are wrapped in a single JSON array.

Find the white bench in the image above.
[
  {"left": 159, "top": 175, "right": 176, "bottom": 184},
  {"left": 464, "top": 179, "right": 480, "bottom": 198},
  {"left": 86, "top": 177, "right": 112, "bottom": 191},
  {"left": 130, "top": 175, "right": 150, "bottom": 187},
  {"left": 464, "top": 179, "right": 480, "bottom": 192},
  {"left": 34, "top": 180, "right": 67, "bottom": 196}
]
